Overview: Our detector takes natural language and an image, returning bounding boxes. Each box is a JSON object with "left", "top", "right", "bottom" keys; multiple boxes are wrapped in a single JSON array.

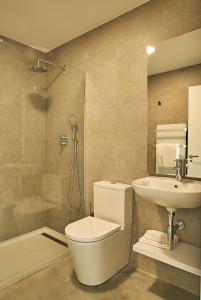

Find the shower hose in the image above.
[{"left": 66, "top": 125, "right": 82, "bottom": 211}]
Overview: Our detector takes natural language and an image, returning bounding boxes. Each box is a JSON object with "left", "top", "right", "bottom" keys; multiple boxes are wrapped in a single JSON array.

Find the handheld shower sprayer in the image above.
[{"left": 70, "top": 115, "right": 78, "bottom": 142}]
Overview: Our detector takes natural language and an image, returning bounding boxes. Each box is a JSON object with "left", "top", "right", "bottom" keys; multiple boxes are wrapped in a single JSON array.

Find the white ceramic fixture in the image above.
[
  {"left": 65, "top": 181, "right": 133, "bottom": 286},
  {"left": 132, "top": 176, "right": 201, "bottom": 211}
]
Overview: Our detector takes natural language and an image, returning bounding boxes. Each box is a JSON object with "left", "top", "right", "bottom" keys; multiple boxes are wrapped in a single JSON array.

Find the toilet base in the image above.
[
  {"left": 76, "top": 263, "right": 128, "bottom": 287},
  {"left": 66, "top": 225, "right": 132, "bottom": 286}
]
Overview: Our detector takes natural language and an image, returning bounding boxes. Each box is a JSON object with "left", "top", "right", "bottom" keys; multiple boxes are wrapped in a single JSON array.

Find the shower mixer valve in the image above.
[{"left": 59, "top": 134, "right": 68, "bottom": 152}]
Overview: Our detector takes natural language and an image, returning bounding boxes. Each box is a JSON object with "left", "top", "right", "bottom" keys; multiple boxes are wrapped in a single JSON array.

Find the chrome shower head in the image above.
[
  {"left": 30, "top": 58, "right": 66, "bottom": 73},
  {"left": 31, "top": 65, "right": 48, "bottom": 72}
]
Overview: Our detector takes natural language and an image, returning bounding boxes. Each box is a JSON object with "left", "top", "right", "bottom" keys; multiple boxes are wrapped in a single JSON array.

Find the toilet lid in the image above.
[{"left": 65, "top": 216, "right": 121, "bottom": 242}]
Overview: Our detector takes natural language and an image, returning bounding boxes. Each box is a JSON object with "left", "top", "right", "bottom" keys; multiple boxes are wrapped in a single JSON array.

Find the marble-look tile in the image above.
[
  {"left": 135, "top": 254, "right": 200, "bottom": 296},
  {"left": 0, "top": 256, "right": 198, "bottom": 300},
  {"left": 21, "top": 175, "right": 43, "bottom": 198},
  {"left": 0, "top": 36, "right": 46, "bottom": 242}
]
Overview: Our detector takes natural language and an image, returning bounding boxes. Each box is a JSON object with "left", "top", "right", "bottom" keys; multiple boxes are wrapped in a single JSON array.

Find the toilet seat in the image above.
[{"left": 65, "top": 216, "right": 121, "bottom": 243}]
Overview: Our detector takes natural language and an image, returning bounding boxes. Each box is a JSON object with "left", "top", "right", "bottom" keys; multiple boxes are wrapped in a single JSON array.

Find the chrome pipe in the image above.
[
  {"left": 167, "top": 210, "right": 185, "bottom": 250},
  {"left": 167, "top": 211, "right": 175, "bottom": 249},
  {"left": 38, "top": 58, "right": 66, "bottom": 71}
]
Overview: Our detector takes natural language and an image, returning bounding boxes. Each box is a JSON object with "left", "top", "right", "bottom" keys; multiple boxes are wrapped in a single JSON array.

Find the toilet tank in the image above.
[{"left": 94, "top": 181, "right": 133, "bottom": 228}]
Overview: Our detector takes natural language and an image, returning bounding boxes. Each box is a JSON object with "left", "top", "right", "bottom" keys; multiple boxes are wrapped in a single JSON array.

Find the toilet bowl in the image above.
[{"left": 65, "top": 181, "right": 133, "bottom": 286}]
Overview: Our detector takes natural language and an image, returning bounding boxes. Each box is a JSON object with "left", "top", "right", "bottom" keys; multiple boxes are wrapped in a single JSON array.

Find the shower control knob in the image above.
[
  {"left": 59, "top": 134, "right": 68, "bottom": 153},
  {"left": 60, "top": 135, "right": 68, "bottom": 145}
]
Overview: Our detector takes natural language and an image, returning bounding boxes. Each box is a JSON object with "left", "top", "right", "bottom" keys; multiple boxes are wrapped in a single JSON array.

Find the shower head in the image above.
[
  {"left": 31, "top": 65, "right": 48, "bottom": 73},
  {"left": 70, "top": 115, "right": 78, "bottom": 128},
  {"left": 30, "top": 58, "right": 66, "bottom": 73}
]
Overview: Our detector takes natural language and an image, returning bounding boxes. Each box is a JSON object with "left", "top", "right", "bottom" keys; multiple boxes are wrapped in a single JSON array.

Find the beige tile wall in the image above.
[
  {"left": 45, "top": 55, "right": 85, "bottom": 230},
  {"left": 46, "top": 0, "right": 201, "bottom": 294},
  {"left": 0, "top": 36, "right": 85, "bottom": 240},
  {"left": 0, "top": 36, "right": 46, "bottom": 241}
]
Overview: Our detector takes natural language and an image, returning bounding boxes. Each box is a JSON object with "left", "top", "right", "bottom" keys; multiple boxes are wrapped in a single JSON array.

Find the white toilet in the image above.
[{"left": 65, "top": 181, "right": 133, "bottom": 286}]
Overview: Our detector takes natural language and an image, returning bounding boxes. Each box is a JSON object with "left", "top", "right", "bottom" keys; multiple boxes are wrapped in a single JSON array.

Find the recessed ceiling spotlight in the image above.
[{"left": 146, "top": 45, "right": 155, "bottom": 55}]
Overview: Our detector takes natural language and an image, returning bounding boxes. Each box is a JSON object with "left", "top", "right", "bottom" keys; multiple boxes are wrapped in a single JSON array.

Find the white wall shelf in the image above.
[{"left": 133, "top": 241, "right": 201, "bottom": 276}]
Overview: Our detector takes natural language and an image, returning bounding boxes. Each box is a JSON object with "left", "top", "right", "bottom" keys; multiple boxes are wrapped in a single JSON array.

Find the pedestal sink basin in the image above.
[{"left": 132, "top": 176, "right": 201, "bottom": 211}]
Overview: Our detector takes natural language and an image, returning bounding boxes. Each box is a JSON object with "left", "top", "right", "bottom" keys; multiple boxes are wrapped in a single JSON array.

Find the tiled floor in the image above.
[{"left": 0, "top": 254, "right": 199, "bottom": 300}]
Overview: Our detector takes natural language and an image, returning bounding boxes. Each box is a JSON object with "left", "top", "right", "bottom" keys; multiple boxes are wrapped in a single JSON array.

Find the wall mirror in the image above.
[{"left": 147, "top": 28, "right": 201, "bottom": 179}]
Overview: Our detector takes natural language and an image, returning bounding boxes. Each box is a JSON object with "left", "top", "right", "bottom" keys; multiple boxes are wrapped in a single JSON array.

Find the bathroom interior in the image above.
[{"left": 0, "top": 0, "right": 200, "bottom": 299}]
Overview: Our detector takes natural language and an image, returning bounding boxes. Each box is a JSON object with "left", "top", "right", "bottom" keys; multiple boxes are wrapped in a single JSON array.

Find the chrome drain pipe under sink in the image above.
[{"left": 167, "top": 210, "right": 185, "bottom": 249}]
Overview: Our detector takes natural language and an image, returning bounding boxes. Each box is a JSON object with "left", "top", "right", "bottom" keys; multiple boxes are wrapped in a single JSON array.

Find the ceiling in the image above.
[
  {"left": 148, "top": 28, "right": 201, "bottom": 76},
  {"left": 0, "top": 0, "right": 150, "bottom": 53}
]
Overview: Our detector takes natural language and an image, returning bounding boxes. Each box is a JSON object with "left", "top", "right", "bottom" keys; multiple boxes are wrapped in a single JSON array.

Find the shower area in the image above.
[{"left": 0, "top": 36, "right": 85, "bottom": 288}]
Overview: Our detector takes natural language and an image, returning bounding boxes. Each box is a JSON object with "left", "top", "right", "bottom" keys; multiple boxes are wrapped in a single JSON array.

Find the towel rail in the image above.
[
  {"left": 154, "top": 144, "right": 187, "bottom": 148},
  {"left": 155, "top": 128, "right": 187, "bottom": 132}
]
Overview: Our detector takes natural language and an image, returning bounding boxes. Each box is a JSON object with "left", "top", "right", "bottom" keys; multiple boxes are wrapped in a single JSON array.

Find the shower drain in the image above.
[{"left": 41, "top": 233, "right": 68, "bottom": 247}]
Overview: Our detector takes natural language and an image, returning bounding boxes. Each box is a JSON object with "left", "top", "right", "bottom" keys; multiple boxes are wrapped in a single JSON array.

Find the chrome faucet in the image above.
[{"left": 174, "top": 159, "right": 186, "bottom": 181}]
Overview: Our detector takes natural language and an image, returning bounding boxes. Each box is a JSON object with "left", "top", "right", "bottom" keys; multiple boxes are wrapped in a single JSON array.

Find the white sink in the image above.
[{"left": 132, "top": 176, "right": 201, "bottom": 211}]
